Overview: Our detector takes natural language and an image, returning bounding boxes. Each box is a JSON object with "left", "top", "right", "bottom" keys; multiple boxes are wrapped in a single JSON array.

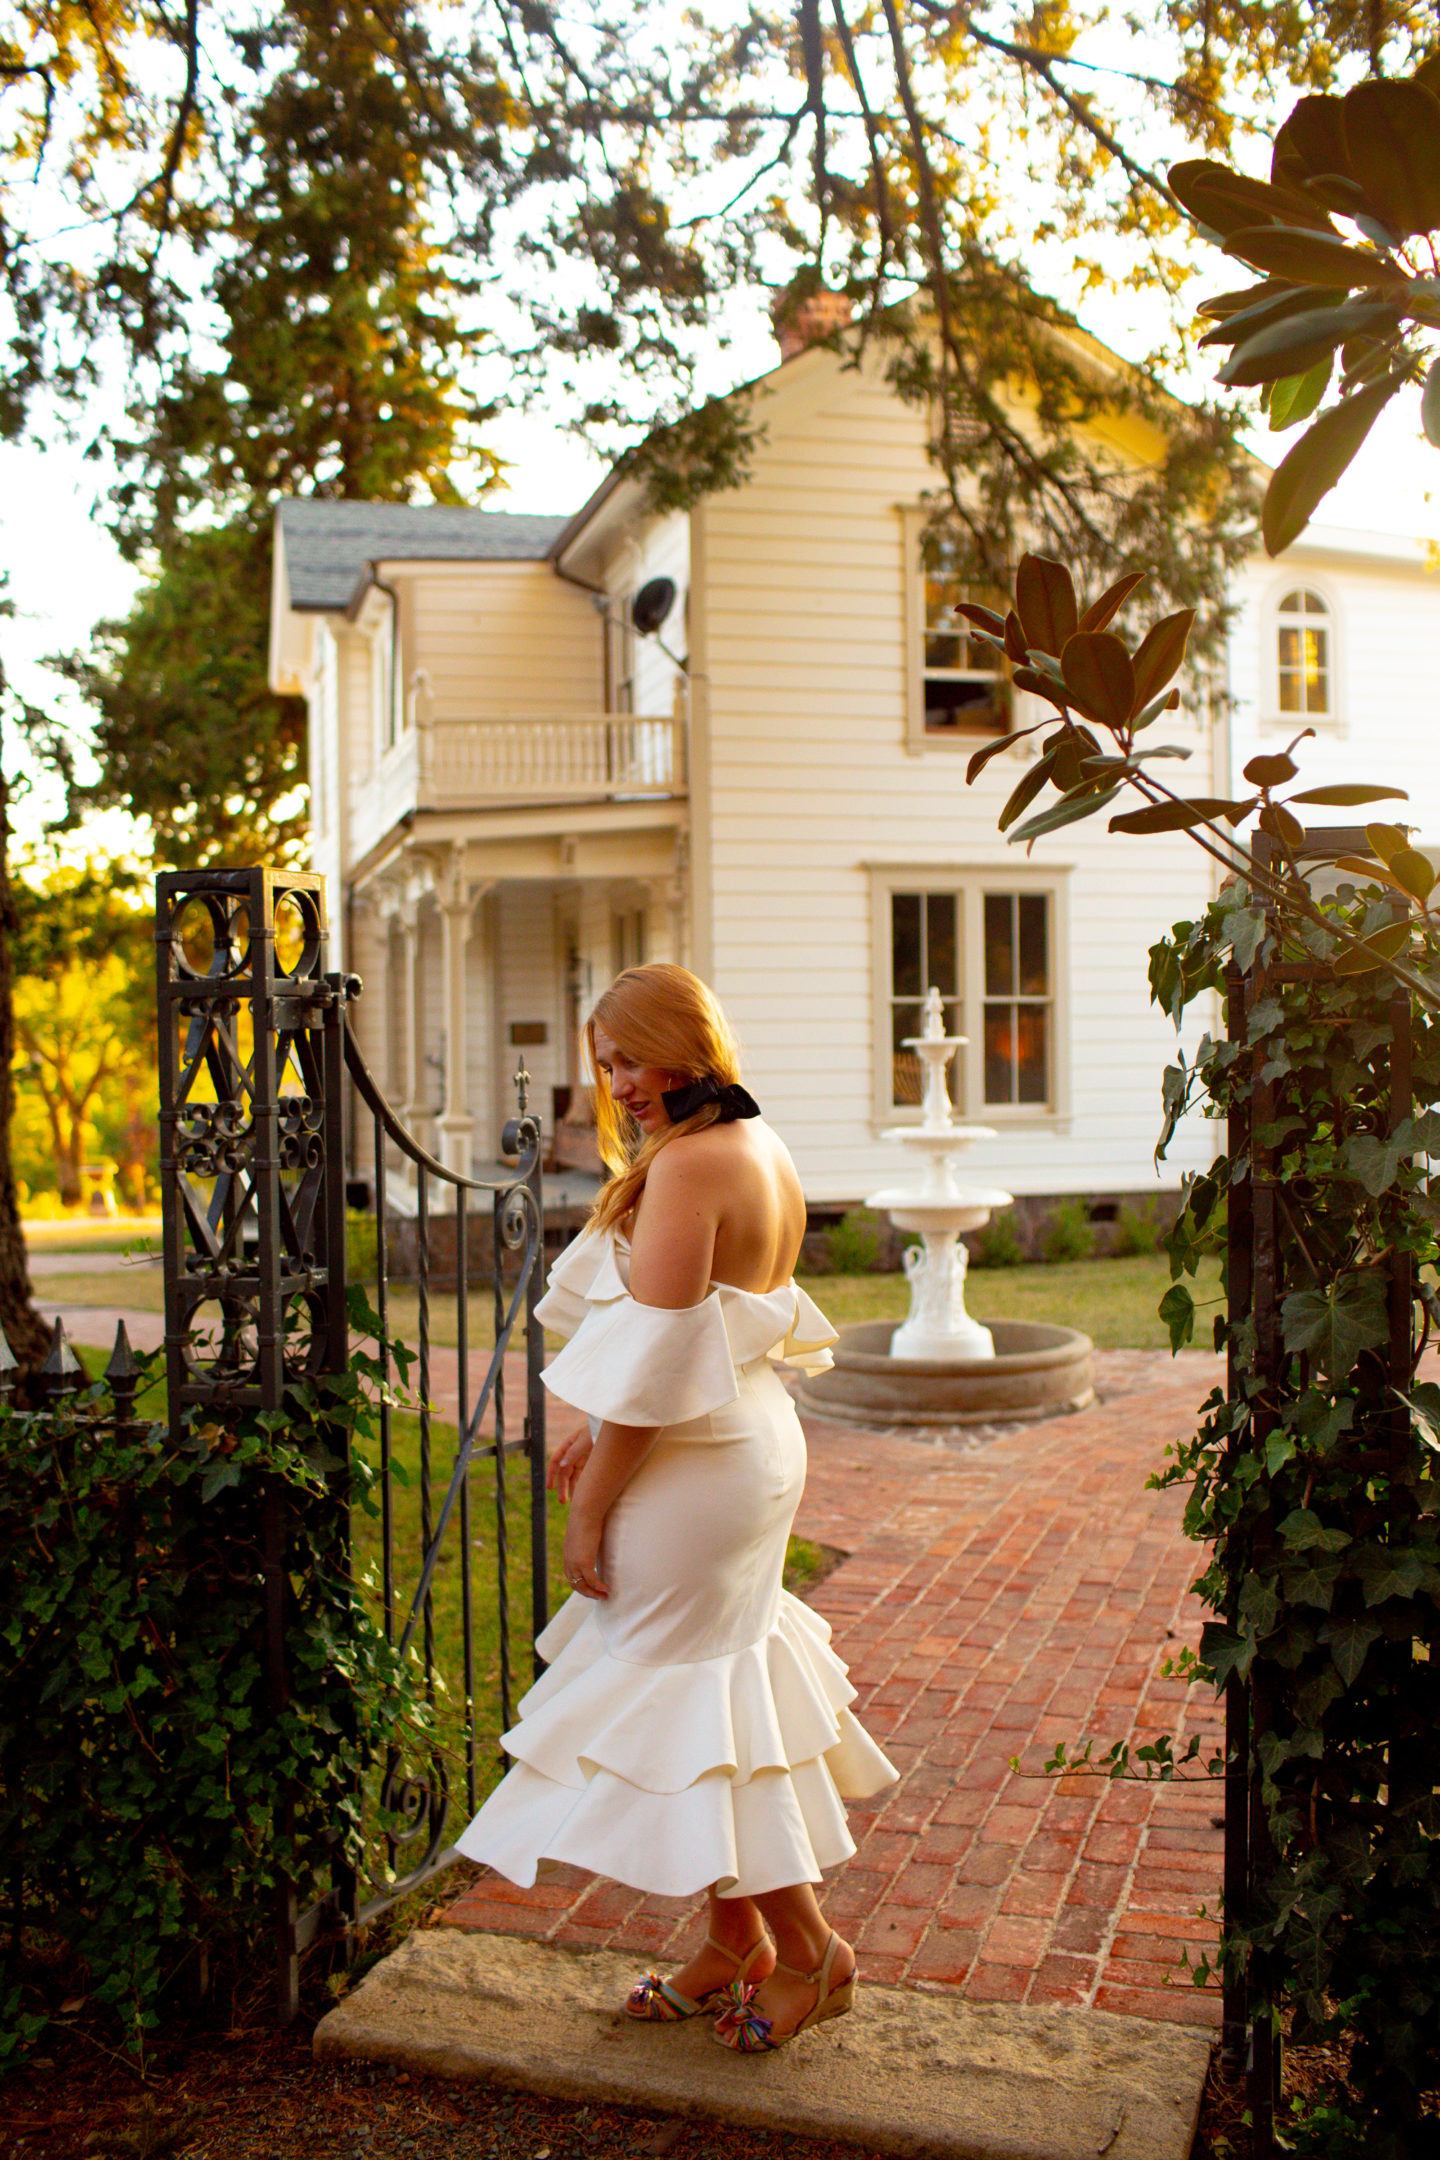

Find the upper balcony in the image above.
[{"left": 349, "top": 710, "right": 687, "bottom": 865}]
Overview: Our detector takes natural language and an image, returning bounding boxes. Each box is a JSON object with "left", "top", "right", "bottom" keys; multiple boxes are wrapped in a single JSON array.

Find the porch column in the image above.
[
  {"left": 398, "top": 905, "right": 424, "bottom": 1125},
  {"left": 668, "top": 834, "right": 690, "bottom": 967},
  {"left": 437, "top": 854, "right": 492, "bottom": 1180}
]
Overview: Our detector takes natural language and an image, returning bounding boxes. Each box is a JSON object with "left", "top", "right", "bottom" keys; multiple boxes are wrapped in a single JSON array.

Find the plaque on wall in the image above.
[{"left": 510, "top": 1021, "right": 548, "bottom": 1046}]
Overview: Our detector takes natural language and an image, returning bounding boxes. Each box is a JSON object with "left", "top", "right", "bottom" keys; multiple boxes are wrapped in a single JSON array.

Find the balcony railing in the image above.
[{"left": 349, "top": 712, "right": 686, "bottom": 862}]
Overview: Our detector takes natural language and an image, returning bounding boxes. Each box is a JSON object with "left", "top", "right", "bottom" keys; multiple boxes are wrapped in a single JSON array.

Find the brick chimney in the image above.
[{"left": 771, "top": 286, "right": 854, "bottom": 362}]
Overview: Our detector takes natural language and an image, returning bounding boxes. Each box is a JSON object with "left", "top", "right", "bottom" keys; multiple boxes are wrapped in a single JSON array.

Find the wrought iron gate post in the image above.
[{"left": 155, "top": 869, "right": 348, "bottom": 2021}]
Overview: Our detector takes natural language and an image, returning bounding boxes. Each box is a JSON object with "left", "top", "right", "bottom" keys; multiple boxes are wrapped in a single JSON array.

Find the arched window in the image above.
[{"left": 1276, "top": 588, "right": 1331, "bottom": 717}]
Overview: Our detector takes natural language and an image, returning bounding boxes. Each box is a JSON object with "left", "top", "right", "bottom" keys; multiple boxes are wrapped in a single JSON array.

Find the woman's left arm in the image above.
[{"left": 563, "top": 1143, "right": 723, "bottom": 1598}]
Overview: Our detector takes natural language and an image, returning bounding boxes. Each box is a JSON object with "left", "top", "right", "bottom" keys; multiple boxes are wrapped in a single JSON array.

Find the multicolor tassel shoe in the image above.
[
  {"left": 623, "top": 1932, "right": 771, "bottom": 2022},
  {"left": 712, "top": 1929, "right": 857, "bottom": 2051}
]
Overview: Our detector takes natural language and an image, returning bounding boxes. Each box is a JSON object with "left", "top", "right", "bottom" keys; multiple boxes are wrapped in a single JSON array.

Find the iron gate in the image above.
[{"left": 154, "top": 865, "right": 551, "bottom": 2015}]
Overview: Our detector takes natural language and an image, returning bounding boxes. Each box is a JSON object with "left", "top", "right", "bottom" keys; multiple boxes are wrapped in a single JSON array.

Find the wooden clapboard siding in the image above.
[
  {"left": 694, "top": 345, "right": 1222, "bottom": 1204},
  {"left": 405, "top": 561, "right": 602, "bottom": 719}
]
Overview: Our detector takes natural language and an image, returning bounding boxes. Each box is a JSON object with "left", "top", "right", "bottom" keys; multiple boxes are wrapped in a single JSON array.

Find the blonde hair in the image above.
[{"left": 584, "top": 962, "right": 743, "bottom": 1234}]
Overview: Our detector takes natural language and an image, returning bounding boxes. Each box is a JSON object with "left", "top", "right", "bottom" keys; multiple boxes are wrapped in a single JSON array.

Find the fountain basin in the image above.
[{"left": 793, "top": 1318, "right": 1094, "bottom": 1429}]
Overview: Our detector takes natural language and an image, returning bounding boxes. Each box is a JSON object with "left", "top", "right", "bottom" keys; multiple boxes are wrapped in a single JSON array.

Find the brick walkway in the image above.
[{"left": 443, "top": 1352, "right": 1227, "bottom": 2032}]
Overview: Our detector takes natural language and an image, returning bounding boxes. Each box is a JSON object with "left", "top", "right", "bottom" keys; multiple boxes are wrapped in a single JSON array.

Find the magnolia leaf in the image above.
[
  {"left": 1271, "top": 94, "right": 1351, "bottom": 192},
  {"left": 1423, "top": 357, "right": 1440, "bottom": 449},
  {"left": 1387, "top": 846, "right": 1437, "bottom": 901},
  {"left": 1244, "top": 751, "right": 1298, "bottom": 786},
  {"left": 1076, "top": 569, "right": 1146, "bottom": 635},
  {"left": 1331, "top": 855, "right": 1414, "bottom": 897},
  {"left": 1130, "top": 610, "right": 1196, "bottom": 710},
  {"left": 1263, "top": 374, "right": 1403, "bottom": 556},
  {"left": 1011, "top": 664, "right": 1067, "bottom": 705},
  {"left": 998, "top": 752, "right": 1058, "bottom": 832},
  {"left": 1258, "top": 801, "right": 1305, "bottom": 847},
  {"left": 1198, "top": 280, "right": 1344, "bottom": 348},
  {"left": 1008, "top": 780, "right": 1125, "bottom": 849},
  {"left": 1415, "top": 50, "right": 1440, "bottom": 98},
  {"left": 966, "top": 724, "right": 1043, "bottom": 784},
  {"left": 1014, "top": 555, "right": 1078, "bottom": 654},
  {"left": 1169, "top": 159, "right": 1336, "bottom": 237},
  {"left": 1197, "top": 278, "right": 1281, "bottom": 318},
  {"left": 1060, "top": 632, "right": 1135, "bottom": 730},
  {"left": 1341, "top": 79, "right": 1440, "bottom": 240},
  {"left": 1281, "top": 1271, "right": 1390, "bottom": 1373},
  {"left": 1269, "top": 357, "right": 1332, "bottom": 430},
  {"left": 1003, "top": 610, "right": 1029, "bottom": 662},
  {"left": 1220, "top": 301, "right": 1395, "bottom": 388},
  {"left": 1288, "top": 783, "right": 1408, "bottom": 806},
  {"left": 1131, "top": 687, "right": 1183, "bottom": 731},
  {"left": 1110, "top": 797, "right": 1251, "bottom": 834},
  {"left": 953, "top": 600, "right": 1006, "bottom": 636},
  {"left": 1222, "top": 225, "right": 1405, "bottom": 288},
  {"left": 1335, "top": 920, "right": 1412, "bottom": 973},
  {"left": 1366, "top": 820, "right": 1410, "bottom": 864},
  {"left": 1321, "top": 1617, "right": 1382, "bottom": 1688}
]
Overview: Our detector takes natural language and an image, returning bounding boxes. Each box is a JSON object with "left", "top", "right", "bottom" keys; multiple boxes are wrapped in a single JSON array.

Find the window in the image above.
[
  {"left": 1276, "top": 588, "right": 1331, "bottom": 718},
  {"left": 982, "top": 892, "right": 1051, "bottom": 1106},
  {"left": 902, "top": 509, "right": 1010, "bottom": 749},
  {"left": 872, "top": 869, "right": 1065, "bottom": 1119},
  {"left": 890, "top": 891, "right": 961, "bottom": 1106}
]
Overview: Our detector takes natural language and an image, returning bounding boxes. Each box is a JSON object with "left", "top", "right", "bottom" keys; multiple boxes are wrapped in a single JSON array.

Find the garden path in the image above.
[
  {"left": 55, "top": 1297, "right": 1228, "bottom": 2029},
  {"left": 442, "top": 1352, "right": 1229, "bottom": 2032}
]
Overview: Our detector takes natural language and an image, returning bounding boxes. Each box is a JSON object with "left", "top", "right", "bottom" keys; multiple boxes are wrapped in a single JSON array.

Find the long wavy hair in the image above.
[{"left": 584, "top": 962, "right": 744, "bottom": 1234}]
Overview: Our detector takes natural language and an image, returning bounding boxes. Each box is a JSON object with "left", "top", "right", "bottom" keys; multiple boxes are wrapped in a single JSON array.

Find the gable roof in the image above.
[{"left": 275, "top": 499, "right": 572, "bottom": 611}]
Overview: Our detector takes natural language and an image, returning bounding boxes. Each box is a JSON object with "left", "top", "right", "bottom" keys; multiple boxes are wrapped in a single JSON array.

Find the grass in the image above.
[
  {"left": 800, "top": 1250, "right": 1223, "bottom": 1353},
  {"left": 45, "top": 1251, "right": 1221, "bottom": 1354}
]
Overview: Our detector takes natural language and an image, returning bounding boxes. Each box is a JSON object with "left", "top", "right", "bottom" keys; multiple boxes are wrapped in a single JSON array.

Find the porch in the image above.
[{"left": 345, "top": 819, "right": 688, "bottom": 1192}]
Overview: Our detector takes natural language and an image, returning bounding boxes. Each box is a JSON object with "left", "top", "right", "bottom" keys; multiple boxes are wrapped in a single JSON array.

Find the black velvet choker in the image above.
[{"left": 661, "top": 1074, "right": 761, "bottom": 1123}]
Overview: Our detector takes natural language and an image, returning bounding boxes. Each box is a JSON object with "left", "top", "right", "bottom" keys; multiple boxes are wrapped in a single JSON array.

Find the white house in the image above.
[{"left": 267, "top": 327, "right": 1440, "bottom": 1220}]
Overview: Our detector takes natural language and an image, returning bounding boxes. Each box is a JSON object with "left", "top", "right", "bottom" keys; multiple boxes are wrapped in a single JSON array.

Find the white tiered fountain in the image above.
[
  {"left": 794, "top": 985, "right": 1095, "bottom": 1430},
  {"left": 868, "top": 988, "right": 1014, "bottom": 1361}
]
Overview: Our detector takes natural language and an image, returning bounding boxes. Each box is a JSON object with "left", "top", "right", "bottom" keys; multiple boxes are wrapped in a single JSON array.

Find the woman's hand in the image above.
[
  {"left": 562, "top": 1504, "right": 608, "bottom": 1600},
  {"left": 547, "top": 1425, "right": 594, "bottom": 1503}
]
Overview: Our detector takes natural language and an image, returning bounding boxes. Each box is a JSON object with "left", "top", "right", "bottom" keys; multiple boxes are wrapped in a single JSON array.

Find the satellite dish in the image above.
[{"left": 631, "top": 576, "right": 677, "bottom": 636}]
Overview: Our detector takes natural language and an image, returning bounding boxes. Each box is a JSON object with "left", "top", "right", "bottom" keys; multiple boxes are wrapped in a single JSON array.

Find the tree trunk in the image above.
[{"left": 0, "top": 740, "right": 52, "bottom": 1373}]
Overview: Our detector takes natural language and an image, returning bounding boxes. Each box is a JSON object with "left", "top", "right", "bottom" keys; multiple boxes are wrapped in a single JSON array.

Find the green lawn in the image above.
[
  {"left": 799, "top": 1252, "right": 1224, "bottom": 1353},
  {"left": 48, "top": 1251, "right": 1220, "bottom": 1355}
]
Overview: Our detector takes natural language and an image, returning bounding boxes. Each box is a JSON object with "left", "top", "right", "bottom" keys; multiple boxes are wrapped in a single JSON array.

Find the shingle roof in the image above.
[{"left": 276, "top": 499, "right": 572, "bottom": 611}]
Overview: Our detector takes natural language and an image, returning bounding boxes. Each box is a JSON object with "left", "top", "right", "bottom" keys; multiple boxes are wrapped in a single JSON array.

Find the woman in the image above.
[{"left": 456, "top": 963, "right": 898, "bottom": 2051}]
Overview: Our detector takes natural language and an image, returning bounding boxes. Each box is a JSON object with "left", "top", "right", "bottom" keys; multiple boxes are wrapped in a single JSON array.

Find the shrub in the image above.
[
  {"left": 971, "top": 1212, "right": 1025, "bottom": 1267},
  {"left": 1111, "top": 1198, "right": 1162, "bottom": 1256},
  {"left": 0, "top": 1304, "right": 425, "bottom": 2064},
  {"left": 823, "top": 1207, "right": 881, "bottom": 1274},
  {"left": 1039, "top": 1197, "right": 1095, "bottom": 1264}
]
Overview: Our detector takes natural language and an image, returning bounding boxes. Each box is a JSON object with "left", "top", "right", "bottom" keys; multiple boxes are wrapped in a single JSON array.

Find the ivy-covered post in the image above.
[{"left": 154, "top": 868, "right": 351, "bottom": 2022}]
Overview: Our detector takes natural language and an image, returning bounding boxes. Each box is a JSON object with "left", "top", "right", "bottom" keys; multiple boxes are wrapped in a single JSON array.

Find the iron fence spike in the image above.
[
  {"left": 105, "top": 1319, "right": 141, "bottom": 1383},
  {"left": 43, "top": 1316, "right": 82, "bottom": 1375}
]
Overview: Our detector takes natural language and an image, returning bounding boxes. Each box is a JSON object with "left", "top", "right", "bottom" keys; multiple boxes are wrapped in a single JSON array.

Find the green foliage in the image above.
[
  {"left": 970, "top": 1212, "right": 1026, "bottom": 1268},
  {"left": 823, "top": 1207, "right": 882, "bottom": 1275},
  {"left": 1174, "top": 56, "right": 1440, "bottom": 552},
  {"left": 1112, "top": 1198, "right": 1164, "bottom": 1256},
  {"left": 1148, "top": 877, "right": 1440, "bottom": 2156},
  {"left": 1039, "top": 1198, "right": 1095, "bottom": 1265},
  {"left": 0, "top": 1342, "right": 426, "bottom": 2064}
]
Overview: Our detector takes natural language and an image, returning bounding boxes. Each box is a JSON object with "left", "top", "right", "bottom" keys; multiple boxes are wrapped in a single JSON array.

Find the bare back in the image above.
[{"left": 629, "top": 1119, "right": 807, "bottom": 1299}]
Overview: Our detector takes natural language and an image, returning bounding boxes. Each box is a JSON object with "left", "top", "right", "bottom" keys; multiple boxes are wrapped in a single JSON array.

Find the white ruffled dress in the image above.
[{"left": 455, "top": 1223, "right": 899, "bottom": 1899}]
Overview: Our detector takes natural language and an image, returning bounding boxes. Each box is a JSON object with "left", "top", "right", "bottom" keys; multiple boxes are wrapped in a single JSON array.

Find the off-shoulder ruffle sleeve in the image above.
[{"left": 535, "top": 1227, "right": 839, "bottom": 1429}]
